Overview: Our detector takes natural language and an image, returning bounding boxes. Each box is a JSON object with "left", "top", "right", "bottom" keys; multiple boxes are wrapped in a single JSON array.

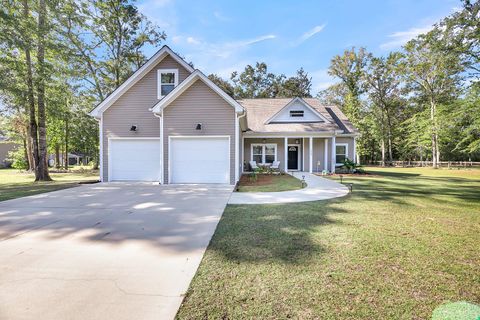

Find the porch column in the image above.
[
  {"left": 324, "top": 138, "right": 328, "bottom": 171},
  {"left": 353, "top": 136, "right": 359, "bottom": 164},
  {"left": 309, "top": 137, "right": 313, "bottom": 173},
  {"left": 284, "top": 137, "right": 288, "bottom": 172},
  {"left": 331, "top": 135, "right": 336, "bottom": 173}
]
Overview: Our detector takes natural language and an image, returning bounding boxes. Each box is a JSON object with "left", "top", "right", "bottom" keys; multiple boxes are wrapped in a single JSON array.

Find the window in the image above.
[
  {"left": 290, "top": 110, "right": 304, "bottom": 117},
  {"left": 335, "top": 143, "right": 348, "bottom": 165},
  {"left": 158, "top": 69, "right": 179, "bottom": 98},
  {"left": 251, "top": 144, "right": 277, "bottom": 164}
]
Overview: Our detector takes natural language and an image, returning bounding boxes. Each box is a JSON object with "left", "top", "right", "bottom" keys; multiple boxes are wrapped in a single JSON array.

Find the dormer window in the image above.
[
  {"left": 290, "top": 110, "right": 304, "bottom": 117},
  {"left": 158, "top": 69, "right": 179, "bottom": 98}
]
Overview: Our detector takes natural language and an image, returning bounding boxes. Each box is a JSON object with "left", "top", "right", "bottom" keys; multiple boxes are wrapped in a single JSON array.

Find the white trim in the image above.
[
  {"left": 265, "top": 97, "right": 331, "bottom": 124},
  {"left": 353, "top": 137, "right": 358, "bottom": 164},
  {"left": 309, "top": 137, "right": 313, "bottom": 173},
  {"left": 151, "top": 70, "right": 244, "bottom": 114},
  {"left": 107, "top": 137, "right": 161, "bottom": 182},
  {"left": 89, "top": 46, "right": 194, "bottom": 119},
  {"left": 284, "top": 137, "right": 288, "bottom": 172},
  {"left": 157, "top": 68, "right": 179, "bottom": 99},
  {"left": 235, "top": 113, "right": 239, "bottom": 182},
  {"left": 287, "top": 143, "right": 301, "bottom": 171},
  {"left": 335, "top": 143, "right": 349, "bottom": 166},
  {"left": 243, "top": 132, "right": 341, "bottom": 138},
  {"left": 168, "top": 135, "right": 231, "bottom": 184},
  {"left": 324, "top": 138, "right": 328, "bottom": 171},
  {"left": 250, "top": 143, "right": 278, "bottom": 164},
  {"left": 99, "top": 115, "right": 103, "bottom": 182},
  {"left": 241, "top": 136, "right": 245, "bottom": 174},
  {"left": 331, "top": 136, "right": 336, "bottom": 173},
  {"left": 302, "top": 138, "right": 305, "bottom": 171},
  {"left": 160, "top": 115, "right": 164, "bottom": 184}
]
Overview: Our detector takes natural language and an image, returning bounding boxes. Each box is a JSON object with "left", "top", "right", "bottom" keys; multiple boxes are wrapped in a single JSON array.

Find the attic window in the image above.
[
  {"left": 290, "top": 110, "right": 304, "bottom": 117},
  {"left": 158, "top": 69, "right": 179, "bottom": 98}
]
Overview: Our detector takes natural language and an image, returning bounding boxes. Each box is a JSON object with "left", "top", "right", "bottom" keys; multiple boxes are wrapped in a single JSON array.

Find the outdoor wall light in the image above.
[
  {"left": 130, "top": 125, "right": 138, "bottom": 132},
  {"left": 195, "top": 123, "right": 202, "bottom": 130},
  {"left": 295, "top": 139, "right": 299, "bottom": 144},
  {"left": 262, "top": 139, "right": 266, "bottom": 143}
]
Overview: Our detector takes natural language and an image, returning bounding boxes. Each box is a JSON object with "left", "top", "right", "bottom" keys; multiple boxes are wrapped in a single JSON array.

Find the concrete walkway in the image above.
[{"left": 229, "top": 172, "right": 349, "bottom": 205}]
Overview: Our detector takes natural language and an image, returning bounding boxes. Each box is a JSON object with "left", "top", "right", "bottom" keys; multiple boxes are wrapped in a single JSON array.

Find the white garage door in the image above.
[
  {"left": 109, "top": 139, "right": 160, "bottom": 181},
  {"left": 170, "top": 137, "right": 230, "bottom": 184}
]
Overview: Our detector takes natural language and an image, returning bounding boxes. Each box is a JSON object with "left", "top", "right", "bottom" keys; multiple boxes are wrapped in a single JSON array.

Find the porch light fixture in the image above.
[
  {"left": 130, "top": 125, "right": 138, "bottom": 132},
  {"left": 295, "top": 139, "right": 299, "bottom": 144},
  {"left": 262, "top": 139, "right": 266, "bottom": 143},
  {"left": 195, "top": 123, "right": 202, "bottom": 130}
]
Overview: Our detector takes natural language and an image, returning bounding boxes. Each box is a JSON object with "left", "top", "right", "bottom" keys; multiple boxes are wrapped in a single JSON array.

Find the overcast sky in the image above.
[{"left": 137, "top": 0, "right": 459, "bottom": 94}]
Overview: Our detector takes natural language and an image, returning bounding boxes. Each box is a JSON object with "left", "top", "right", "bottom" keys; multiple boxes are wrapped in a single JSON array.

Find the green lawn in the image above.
[
  {"left": 237, "top": 173, "right": 304, "bottom": 192},
  {"left": 0, "top": 168, "right": 99, "bottom": 202},
  {"left": 176, "top": 167, "right": 480, "bottom": 319}
]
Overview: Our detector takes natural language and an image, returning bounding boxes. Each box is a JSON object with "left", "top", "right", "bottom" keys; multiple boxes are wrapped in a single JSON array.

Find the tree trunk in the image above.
[
  {"left": 64, "top": 116, "right": 69, "bottom": 170},
  {"left": 55, "top": 144, "right": 60, "bottom": 169},
  {"left": 430, "top": 97, "right": 438, "bottom": 169},
  {"left": 23, "top": 0, "right": 41, "bottom": 178},
  {"left": 35, "top": 0, "right": 52, "bottom": 181},
  {"left": 24, "top": 124, "right": 33, "bottom": 171},
  {"left": 381, "top": 138, "right": 386, "bottom": 167}
]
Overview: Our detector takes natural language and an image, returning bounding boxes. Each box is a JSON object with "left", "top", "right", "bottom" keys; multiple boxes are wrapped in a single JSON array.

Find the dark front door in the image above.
[{"left": 288, "top": 146, "right": 298, "bottom": 170}]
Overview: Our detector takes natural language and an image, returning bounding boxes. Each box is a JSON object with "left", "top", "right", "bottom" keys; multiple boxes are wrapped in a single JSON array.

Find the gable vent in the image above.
[{"left": 290, "top": 110, "right": 304, "bottom": 117}]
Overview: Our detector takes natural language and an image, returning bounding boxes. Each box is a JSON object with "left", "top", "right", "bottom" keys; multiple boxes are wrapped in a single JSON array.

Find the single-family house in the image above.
[{"left": 89, "top": 46, "right": 359, "bottom": 184}]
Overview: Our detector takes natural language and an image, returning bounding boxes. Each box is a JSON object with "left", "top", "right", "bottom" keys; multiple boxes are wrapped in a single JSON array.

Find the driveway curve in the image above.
[{"left": 228, "top": 172, "right": 349, "bottom": 204}]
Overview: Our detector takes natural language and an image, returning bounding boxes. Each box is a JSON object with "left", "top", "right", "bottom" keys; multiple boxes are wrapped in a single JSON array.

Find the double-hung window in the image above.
[
  {"left": 158, "top": 69, "right": 179, "bottom": 98},
  {"left": 335, "top": 143, "right": 348, "bottom": 165},
  {"left": 251, "top": 144, "right": 277, "bottom": 164}
]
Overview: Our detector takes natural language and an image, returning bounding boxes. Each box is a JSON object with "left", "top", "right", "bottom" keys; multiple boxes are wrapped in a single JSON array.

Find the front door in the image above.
[{"left": 288, "top": 145, "right": 299, "bottom": 170}]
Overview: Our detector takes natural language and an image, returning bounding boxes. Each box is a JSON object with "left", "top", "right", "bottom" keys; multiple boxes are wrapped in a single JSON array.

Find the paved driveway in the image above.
[{"left": 0, "top": 183, "right": 233, "bottom": 320}]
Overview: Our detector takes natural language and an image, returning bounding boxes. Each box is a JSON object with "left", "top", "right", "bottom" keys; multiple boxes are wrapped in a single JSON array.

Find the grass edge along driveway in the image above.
[
  {"left": 176, "top": 167, "right": 480, "bottom": 319},
  {"left": 0, "top": 168, "right": 99, "bottom": 202}
]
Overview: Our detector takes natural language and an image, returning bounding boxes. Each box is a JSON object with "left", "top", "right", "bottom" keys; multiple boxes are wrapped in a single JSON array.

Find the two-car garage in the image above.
[{"left": 108, "top": 137, "right": 230, "bottom": 184}]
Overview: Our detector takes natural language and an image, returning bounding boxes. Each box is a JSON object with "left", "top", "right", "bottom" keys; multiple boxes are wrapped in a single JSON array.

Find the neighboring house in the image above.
[
  {"left": 89, "top": 45, "right": 359, "bottom": 184},
  {"left": 0, "top": 139, "right": 19, "bottom": 168}
]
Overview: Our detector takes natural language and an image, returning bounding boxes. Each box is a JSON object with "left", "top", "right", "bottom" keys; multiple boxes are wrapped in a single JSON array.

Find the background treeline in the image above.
[
  {"left": 209, "top": 1, "right": 480, "bottom": 167},
  {"left": 0, "top": 1, "right": 478, "bottom": 181}
]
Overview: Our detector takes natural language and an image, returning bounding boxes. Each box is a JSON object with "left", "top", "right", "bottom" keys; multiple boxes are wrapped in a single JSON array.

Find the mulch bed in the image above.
[{"left": 239, "top": 174, "right": 276, "bottom": 186}]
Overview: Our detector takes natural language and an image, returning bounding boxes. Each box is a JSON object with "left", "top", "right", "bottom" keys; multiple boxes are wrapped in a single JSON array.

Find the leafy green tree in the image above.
[
  {"left": 231, "top": 62, "right": 284, "bottom": 99},
  {"left": 208, "top": 74, "right": 234, "bottom": 97},
  {"left": 402, "top": 30, "right": 463, "bottom": 168},
  {"left": 364, "top": 52, "right": 404, "bottom": 164},
  {"left": 277, "top": 68, "right": 312, "bottom": 98}
]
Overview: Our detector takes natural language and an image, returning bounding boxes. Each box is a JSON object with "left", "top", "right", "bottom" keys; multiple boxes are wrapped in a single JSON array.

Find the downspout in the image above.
[
  {"left": 153, "top": 112, "right": 163, "bottom": 184},
  {"left": 236, "top": 110, "right": 247, "bottom": 181}
]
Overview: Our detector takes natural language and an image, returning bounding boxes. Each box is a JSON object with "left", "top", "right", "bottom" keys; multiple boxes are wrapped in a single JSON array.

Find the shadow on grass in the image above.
[{"left": 208, "top": 201, "right": 346, "bottom": 265}]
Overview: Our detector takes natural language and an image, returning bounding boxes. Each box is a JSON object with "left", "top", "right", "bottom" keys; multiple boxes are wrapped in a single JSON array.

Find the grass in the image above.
[
  {"left": 176, "top": 167, "right": 480, "bottom": 319},
  {"left": 237, "top": 173, "right": 304, "bottom": 192},
  {"left": 0, "top": 168, "right": 99, "bottom": 202}
]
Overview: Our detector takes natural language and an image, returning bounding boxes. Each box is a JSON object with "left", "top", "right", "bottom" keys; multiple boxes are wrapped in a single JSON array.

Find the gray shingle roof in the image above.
[{"left": 237, "top": 98, "right": 358, "bottom": 134}]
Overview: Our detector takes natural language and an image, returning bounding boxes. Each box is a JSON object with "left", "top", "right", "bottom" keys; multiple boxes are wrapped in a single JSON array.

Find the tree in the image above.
[
  {"left": 278, "top": 68, "right": 312, "bottom": 98},
  {"left": 328, "top": 47, "right": 368, "bottom": 123},
  {"left": 231, "top": 62, "right": 284, "bottom": 99},
  {"left": 402, "top": 30, "right": 463, "bottom": 168},
  {"left": 364, "top": 52, "right": 403, "bottom": 164},
  {"left": 208, "top": 74, "right": 234, "bottom": 97},
  {"left": 58, "top": 0, "right": 166, "bottom": 101}
]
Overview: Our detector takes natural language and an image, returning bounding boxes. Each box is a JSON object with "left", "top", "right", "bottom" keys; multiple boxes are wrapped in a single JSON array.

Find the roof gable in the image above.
[
  {"left": 150, "top": 70, "right": 244, "bottom": 114},
  {"left": 89, "top": 45, "right": 194, "bottom": 119},
  {"left": 265, "top": 97, "right": 330, "bottom": 124}
]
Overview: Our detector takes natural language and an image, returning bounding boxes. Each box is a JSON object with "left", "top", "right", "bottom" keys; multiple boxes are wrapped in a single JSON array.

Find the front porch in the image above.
[{"left": 242, "top": 136, "right": 356, "bottom": 174}]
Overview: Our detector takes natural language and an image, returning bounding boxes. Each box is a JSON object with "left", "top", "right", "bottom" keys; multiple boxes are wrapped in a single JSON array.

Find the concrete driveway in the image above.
[{"left": 0, "top": 183, "right": 233, "bottom": 320}]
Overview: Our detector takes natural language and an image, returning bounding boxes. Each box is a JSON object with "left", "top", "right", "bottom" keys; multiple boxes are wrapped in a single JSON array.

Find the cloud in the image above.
[
  {"left": 186, "top": 36, "right": 201, "bottom": 45},
  {"left": 380, "top": 25, "right": 432, "bottom": 50},
  {"left": 213, "top": 11, "right": 230, "bottom": 22},
  {"left": 292, "top": 24, "right": 326, "bottom": 46},
  {"left": 310, "top": 69, "right": 336, "bottom": 93}
]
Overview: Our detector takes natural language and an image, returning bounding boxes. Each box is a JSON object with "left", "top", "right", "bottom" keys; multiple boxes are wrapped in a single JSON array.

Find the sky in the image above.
[{"left": 137, "top": 0, "right": 461, "bottom": 94}]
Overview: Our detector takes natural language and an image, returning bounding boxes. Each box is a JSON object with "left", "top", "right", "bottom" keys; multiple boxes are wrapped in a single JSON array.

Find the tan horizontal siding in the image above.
[
  {"left": 102, "top": 55, "right": 191, "bottom": 181},
  {"left": 163, "top": 80, "right": 236, "bottom": 184}
]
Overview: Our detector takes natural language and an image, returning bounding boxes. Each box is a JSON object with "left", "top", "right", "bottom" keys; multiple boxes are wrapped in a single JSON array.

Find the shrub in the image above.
[{"left": 7, "top": 147, "right": 28, "bottom": 170}]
